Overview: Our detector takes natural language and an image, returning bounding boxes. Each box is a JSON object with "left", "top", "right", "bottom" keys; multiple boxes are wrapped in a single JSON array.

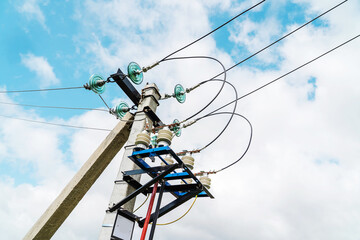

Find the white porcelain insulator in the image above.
[
  {"left": 135, "top": 131, "right": 151, "bottom": 150},
  {"left": 157, "top": 128, "right": 173, "bottom": 146},
  {"left": 181, "top": 178, "right": 193, "bottom": 184},
  {"left": 182, "top": 155, "right": 195, "bottom": 170},
  {"left": 200, "top": 176, "right": 211, "bottom": 189},
  {"left": 161, "top": 157, "right": 174, "bottom": 166}
]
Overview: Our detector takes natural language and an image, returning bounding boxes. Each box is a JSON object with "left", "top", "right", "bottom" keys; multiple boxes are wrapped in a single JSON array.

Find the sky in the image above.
[{"left": 0, "top": 0, "right": 360, "bottom": 239}]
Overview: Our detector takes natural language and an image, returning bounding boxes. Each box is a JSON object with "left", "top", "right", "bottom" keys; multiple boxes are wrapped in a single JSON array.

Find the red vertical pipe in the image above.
[{"left": 140, "top": 182, "right": 158, "bottom": 240}]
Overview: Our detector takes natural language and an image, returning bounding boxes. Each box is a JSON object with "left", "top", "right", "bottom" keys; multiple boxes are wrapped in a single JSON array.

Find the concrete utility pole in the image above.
[
  {"left": 99, "top": 83, "right": 161, "bottom": 240},
  {"left": 23, "top": 113, "right": 134, "bottom": 240}
]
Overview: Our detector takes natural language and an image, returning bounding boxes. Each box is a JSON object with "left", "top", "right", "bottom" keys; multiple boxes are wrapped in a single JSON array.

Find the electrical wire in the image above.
[
  {"left": 97, "top": 95, "right": 148, "bottom": 122},
  {"left": 156, "top": 195, "right": 198, "bottom": 226},
  {"left": 207, "top": 0, "right": 348, "bottom": 81},
  {"left": 204, "top": 34, "right": 360, "bottom": 117},
  {"left": 161, "top": 56, "right": 227, "bottom": 122},
  {"left": 197, "top": 112, "right": 253, "bottom": 173},
  {"left": 158, "top": 0, "right": 348, "bottom": 125},
  {"left": 133, "top": 194, "right": 150, "bottom": 213},
  {"left": 98, "top": 95, "right": 111, "bottom": 111},
  {"left": 195, "top": 79, "right": 238, "bottom": 152},
  {"left": 0, "top": 86, "right": 84, "bottom": 93},
  {"left": 0, "top": 101, "right": 108, "bottom": 112},
  {"left": 0, "top": 114, "right": 112, "bottom": 131},
  {"left": 159, "top": 1, "right": 266, "bottom": 62}
]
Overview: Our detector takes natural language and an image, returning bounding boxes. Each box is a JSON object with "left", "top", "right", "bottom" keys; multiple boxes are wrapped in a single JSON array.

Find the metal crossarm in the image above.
[
  {"left": 109, "top": 145, "right": 214, "bottom": 237},
  {"left": 138, "top": 189, "right": 202, "bottom": 228},
  {"left": 111, "top": 69, "right": 141, "bottom": 106},
  {"left": 128, "top": 146, "right": 214, "bottom": 198},
  {"left": 108, "top": 163, "right": 179, "bottom": 212}
]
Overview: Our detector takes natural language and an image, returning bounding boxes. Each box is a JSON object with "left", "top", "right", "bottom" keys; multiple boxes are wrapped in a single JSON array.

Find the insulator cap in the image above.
[
  {"left": 174, "top": 84, "right": 186, "bottom": 103},
  {"left": 88, "top": 74, "right": 106, "bottom": 94},
  {"left": 135, "top": 131, "right": 150, "bottom": 150},
  {"left": 161, "top": 156, "right": 174, "bottom": 166},
  {"left": 182, "top": 155, "right": 195, "bottom": 170},
  {"left": 127, "top": 62, "right": 143, "bottom": 85},
  {"left": 113, "top": 102, "right": 129, "bottom": 119},
  {"left": 157, "top": 127, "right": 173, "bottom": 146},
  {"left": 200, "top": 176, "right": 211, "bottom": 189},
  {"left": 172, "top": 119, "right": 181, "bottom": 137},
  {"left": 181, "top": 178, "right": 193, "bottom": 184},
  {"left": 150, "top": 135, "right": 158, "bottom": 147}
]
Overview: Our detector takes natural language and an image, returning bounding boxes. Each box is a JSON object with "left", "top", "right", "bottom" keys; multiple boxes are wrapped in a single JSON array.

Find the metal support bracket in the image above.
[
  {"left": 111, "top": 69, "right": 141, "bottom": 106},
  {"left": 109, "top": 145, "right": 214, "bottom": 238}
]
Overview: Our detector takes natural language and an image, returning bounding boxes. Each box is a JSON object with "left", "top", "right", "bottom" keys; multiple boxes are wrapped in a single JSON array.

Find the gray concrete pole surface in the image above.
[
  {"left": 23, "top": 113, "right": 134, "bottom": 240},
  {"left": 98, "top": 83, "right": 161, "bottom": 240}
]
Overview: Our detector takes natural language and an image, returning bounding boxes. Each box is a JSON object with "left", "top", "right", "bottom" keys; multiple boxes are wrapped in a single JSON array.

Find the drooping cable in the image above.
[
  {"left": 0, "top": 101, "right": 108, "bottom": 112},
  {"left": 207, "top": 0, "right": 348, "bottom": 81},
  {"left": 156, "top": 195, "right": 198, "bottom": 226},
  {"left": 133, "top": 194, "right": 150, "bottom": 213},
  {"left": 197, "top": 112, "right": 253, "bottom": 173},
  {"left": 195, "top": 79, "right": 238, "bottom": 152},
  {"left": 0, "top": 86, "right": 84, "bottom": 93},
  {"left": 204, "top": 34, "right": 360, "bottom": 117},
  {"left": 159, "top": 1, "right": 266, "bottom": 62},
  {"left": 0, "top": 114, "right": 112, "bottom": 132},
  {"left": 161, "top": 56, "right": 227, "bottom": 122}
]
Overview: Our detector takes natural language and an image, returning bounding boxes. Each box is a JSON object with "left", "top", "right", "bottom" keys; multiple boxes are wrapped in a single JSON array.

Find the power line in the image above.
[
  {"left": 98, "top": 94, "right": 111, "bottom": 110},
  {"left": 195, "top": 79, "right": 238, "bottom": 152},
  {"left": 0, "top": 114, "right": 112, "bottom": 132},
  {"left": 159, "top": 0, "right": 266, "bottom": 62},
  {"left": 0, "top": 101, "right": 108, "bottom": 112},
  {"left": 155, "top": 195, "right": 198, "bottom": 226},
  {"left": 204, "top": 112, "right": 252, "bottom": 173},
  {"left": 205, "top": 34, "right": 360, "bottom": 117},
  {"left": 208, "top": 0, "right": 348, "bottom": 81},
  {"left": 0, "top": 86, "right": 84, "bottom": 93},
  {"left": 158, "top": 0, "right": 348, "bottom": 127},
  {"left": 162, "top": 56, "right": 227, "bottom": 122}
]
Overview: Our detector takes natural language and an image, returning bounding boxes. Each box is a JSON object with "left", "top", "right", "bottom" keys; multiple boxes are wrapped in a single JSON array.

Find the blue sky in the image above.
[
  {"left": 0, "top": 0, "right": 326, "bottom": 120},
  {"left": 1, "top": 0, "right": 360, "bottom": 239}
]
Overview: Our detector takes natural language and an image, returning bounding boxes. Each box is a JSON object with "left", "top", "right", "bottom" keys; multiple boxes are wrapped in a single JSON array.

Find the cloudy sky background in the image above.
[{"left": 0, "top": 0, "right": 359, "bottom": 239}]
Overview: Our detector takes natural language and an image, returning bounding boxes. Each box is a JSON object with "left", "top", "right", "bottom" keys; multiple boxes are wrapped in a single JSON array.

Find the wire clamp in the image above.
[{"left": 142, "top": 61, "right": 160, "bottom": 73}]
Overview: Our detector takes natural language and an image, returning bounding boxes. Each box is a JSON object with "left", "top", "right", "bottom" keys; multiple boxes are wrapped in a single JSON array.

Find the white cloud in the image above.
[
  {"left": 20, "top": 53, "right": 60, "bottom": 88},
  {"left": 16, "top": 0, "right": 48, "bottom": 31},
  {"left": 229, "top": 16, "right": 282, "bottom": 63},
  {"left": 2, "top": 0, "right": 360, "bottom": 239}
]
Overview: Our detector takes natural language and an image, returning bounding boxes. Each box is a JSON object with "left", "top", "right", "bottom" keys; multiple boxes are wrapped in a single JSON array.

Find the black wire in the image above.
[
  {"left": 0, "top": 114, "right": 112, "bottom": 132},
  {"left": 162, "top": 56, "right": 227, "bottom": 122},
  {"left": 205, "top": 34, "right": 360, "bottom": 117},
  {"left": 200, "top": 112, "right": 253, "bottom": 173},
  {"left": 195, "top": 79, "right": 238, "bottom": 151},
  {"left": 0, "top": 101, "right": 108, "bottom": 112},
  {"left": 159, "top": 0, "right": 266, "bottom": 62},
  {"left": 160, "top": 1, "right": 348, "bottom": 124},
  {"left": 0, "top": 86, "right": 84, "bottom": 93},
  {"left": 207, "top": 0, "right": 348, "bottom": 81}
]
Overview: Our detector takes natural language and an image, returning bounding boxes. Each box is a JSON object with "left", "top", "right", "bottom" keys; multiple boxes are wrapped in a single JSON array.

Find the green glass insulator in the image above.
[
  {"left": 115, "top": 102, "right": 130, "bottom": 119},
  {"left": 127, "top": 62, "right": 143, "bottom": 85},
  {"left": 174, "top": 84, "right": 186, "bottom": 103},
  {"left": 89, "top": 74, "right": 105, "bottom": 94},
  {"left": 172, "top": 119, "right": 181, "bottom": 137},
  {"left": 151, "top": 135, "right": 158, "bottom": 147}
]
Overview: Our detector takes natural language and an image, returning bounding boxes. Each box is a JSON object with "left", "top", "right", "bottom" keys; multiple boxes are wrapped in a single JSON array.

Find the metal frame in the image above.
[
  {"left": 111, "top": 69, "right": 141, "bottom": 106},
  {"left": 108, "top": 146, "right": 214, "bottom": 230}
]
